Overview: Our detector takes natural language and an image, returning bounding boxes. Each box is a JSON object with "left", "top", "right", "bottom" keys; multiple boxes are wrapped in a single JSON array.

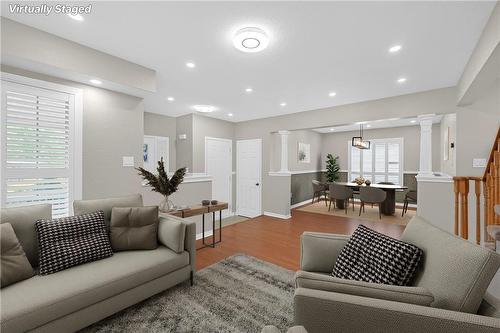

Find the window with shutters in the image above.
[
  {"left": 1, "top": 74, "right": 82, "bottom": 218},
  {"left": 348, "top": 138, "right": 403, "bottom": 185}
]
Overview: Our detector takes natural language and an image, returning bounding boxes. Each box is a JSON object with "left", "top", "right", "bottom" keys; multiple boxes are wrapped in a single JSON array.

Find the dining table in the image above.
[{"left": 332, "top": 182, "right": 408, "bottom": 216}]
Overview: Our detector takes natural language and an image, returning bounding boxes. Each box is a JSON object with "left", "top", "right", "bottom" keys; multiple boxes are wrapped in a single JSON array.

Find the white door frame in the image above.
[
  {"left": 205, "top": 136, "right": 233, "bottom": 214},
  {"left": 236, "top": 138, "right": 262, "bottom": 217}
]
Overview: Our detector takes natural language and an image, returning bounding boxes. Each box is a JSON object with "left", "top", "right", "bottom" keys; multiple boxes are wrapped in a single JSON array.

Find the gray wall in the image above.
[
  {"left": 175, "top": 114, "right": 193, "bottom": 172},
  {"left": 143, "top": 112, "right": 177, "bottom": 172},
  {"left": 1, "top": 65, "right": 145, "bottom": 200},
  {"left": 456, "top": 81, "right": 500, "bottom": 177},
  {"left": 288, "top": 130, "right": 323, "bottom": 172},
  {"left": 321, "top": 124, "right": 441, "bottom": 172}
]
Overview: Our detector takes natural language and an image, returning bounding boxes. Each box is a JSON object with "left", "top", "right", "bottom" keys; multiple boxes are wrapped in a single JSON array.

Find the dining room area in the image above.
[{"left": 286, "top": 114, "right": 447, "bottom": 226}]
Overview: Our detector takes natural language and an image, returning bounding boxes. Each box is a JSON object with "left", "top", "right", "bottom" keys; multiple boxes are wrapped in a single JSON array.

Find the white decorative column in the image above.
[
  {"left": 418, "top": 115, "right": 434, "bottom": 177},
  {"left": 278, "top": 130, "right": 290, "bottom": 173}
]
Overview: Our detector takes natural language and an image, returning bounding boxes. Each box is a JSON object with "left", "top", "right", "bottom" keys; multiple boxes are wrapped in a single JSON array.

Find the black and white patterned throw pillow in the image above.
[
  {"left": 36, "top": 211, "right": 113, "bottom": 275},
  {"left": 332, "top": 225, "right": 423, "bottom": 286}
]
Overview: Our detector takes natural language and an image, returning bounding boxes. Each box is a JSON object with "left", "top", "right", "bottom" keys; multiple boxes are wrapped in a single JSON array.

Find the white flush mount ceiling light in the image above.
[
  {"left": 397, "top": 77, "right": 407, "bottom": 83},
  {"left": 328, "top": 91, "right": 337, "bottom": 97},
  {"left": 233, "top": 27, "right": 269, "bottom": 53},
  {"left": 228, "top": 113, "right": 233, "bottom": 117},
  {"left": 167, "top": 97, "right": 175, "bottom": 102},
  {"left": 186, "top": 62, "right": 196, "bottom": 68},
  {"left": 280, "top": 102, "right": 287, "bottom": 107},
  {"left": 67, "top": 13, "right": 84, "bottom": 21},
  {"left": 193, "top": 105, "right": 217, "bottom": 113},
  {"left": 89, "top": 79, "right": 102, "bottom": 85},
  {"left": 245, "top": 88, "right": 253, "bottom": 93},
  {"left": 410, "top": 120, "right": 417, "bottom": 123},
  {"left": 330, "top": 128, "right": 335, "bottom": 132},
  {"left": 389, "top": 45, "right": 402, "bottom": 53}
]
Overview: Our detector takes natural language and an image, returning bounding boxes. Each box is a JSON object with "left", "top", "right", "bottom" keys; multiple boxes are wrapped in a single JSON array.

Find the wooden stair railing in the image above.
[
  {"left": 453, "top": 126, "right": 500, "bottom": 246},
  {"left": 483, "top": 126, "right": 500, "bottom": 243}
]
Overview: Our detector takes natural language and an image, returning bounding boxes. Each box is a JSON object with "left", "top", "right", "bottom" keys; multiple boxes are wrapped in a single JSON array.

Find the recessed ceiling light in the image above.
[
  {"left": 89, "top": 79, "right": 102, "bottom": 85},
  {"left": 167, "top": 97, "right": 175, "bottom": 102},
  {"left": 280, "top": 102, "right": 287, "bottom": 107},
  {"left": 329, "top": 128, "right": 335, "bottom": 132},
  {"left": 245, "top": 88, "right": 253, "bottom": 93},
  {"left": 389, "top": 45, "right": 402, "bottom": 53},
  {"left": 228, "top": 113, "right": 233, "bottom": 117},
  {"left": 328, "top": 91, "right": 337, "bottom": 97},
  {"left": 397, "top": 77, "right": 407, "bottom": 83},
  {"left": 366, "top": 124, "right": 372, "bottom": 128},
  {"left": 186, "top": 62, "right": 196, "bottom": 68},
  {"left": 410, "top": 120, "right": 417, "bottom": 123},
  {"left": 233, "top": 27, "right": 270, "bottom": 53},
  {"left": 193, "top": 105, "right": 217, "bottom": 113},
  {"left": 67, "top": 13, "right": 84, "bottom": 21}
]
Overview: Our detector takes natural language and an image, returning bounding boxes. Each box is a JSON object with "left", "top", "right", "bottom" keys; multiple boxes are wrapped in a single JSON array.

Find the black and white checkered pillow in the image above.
[
  {"left": 332, "top": 225, "right": 423, "bottom": 286},
  {"left": 36, "top": 211, "right": 113, "bottom": 275}
]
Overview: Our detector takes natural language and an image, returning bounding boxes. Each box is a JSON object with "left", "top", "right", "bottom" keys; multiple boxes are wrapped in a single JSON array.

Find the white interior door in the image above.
[
  {"left": 237, "top": 139, "right": 262, "bottom": 218},
  {"left": 205, "top": 137, "right": 232, "bottom": 216}
]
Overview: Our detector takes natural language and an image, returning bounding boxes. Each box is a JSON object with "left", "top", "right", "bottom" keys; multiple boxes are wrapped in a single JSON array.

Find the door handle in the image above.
[{"left": 255, "top": 183, "right": 260, "bottom": 186}]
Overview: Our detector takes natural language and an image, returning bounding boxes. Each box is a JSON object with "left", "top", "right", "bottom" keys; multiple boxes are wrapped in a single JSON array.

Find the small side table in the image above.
[{"left": 165, "top": 202, "right": 228, "bottom": 249}]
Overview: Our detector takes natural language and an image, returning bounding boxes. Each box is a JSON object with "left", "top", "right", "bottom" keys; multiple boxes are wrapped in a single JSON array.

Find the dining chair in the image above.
[
  {"left": 312, "top": 180, "right": 328, "bottom": 206},
  {"left": 402, "top": 190, "right": 417, "bottom": 216},
  {"left": 359, "top": 187, "right": 387, "bottom": 219},
  {"left": 329, "top": 184, "right": 354, "bottom": 214}
]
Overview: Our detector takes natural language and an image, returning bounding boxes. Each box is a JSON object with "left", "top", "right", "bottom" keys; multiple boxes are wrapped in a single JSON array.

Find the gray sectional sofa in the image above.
[
  {"left": 0, "top": 194, "right": 196, "bottom": 333},
  {"left": 294, "top": 216, "right": 500, "bottom": 333}
]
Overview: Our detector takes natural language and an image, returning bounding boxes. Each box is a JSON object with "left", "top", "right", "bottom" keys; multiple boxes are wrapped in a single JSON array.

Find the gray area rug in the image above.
[{"left": 82, "top": 254, "right": 295, "bottom": 332}]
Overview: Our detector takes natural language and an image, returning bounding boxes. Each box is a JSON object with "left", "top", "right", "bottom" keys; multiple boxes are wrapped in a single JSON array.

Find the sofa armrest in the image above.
[
  {"left": 158, "top": 215, "right": 196, "bottom": 272},
  {"left": 300, "top": 232, "right": 349, "bottom": 273},
  {"left": 294, "top": 288, "right": 500, "bottom": 333},
  {"left": 295, "top": 271, "right": 434, "bottom": 306}
]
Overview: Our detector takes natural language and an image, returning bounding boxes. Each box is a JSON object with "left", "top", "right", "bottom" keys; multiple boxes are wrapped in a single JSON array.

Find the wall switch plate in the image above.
[
  {"left": 122, "top": 156, "right": 134, "bottom": 167},
  {"left": 472, "top": 158, "right": 487, "bottom": 168},
  {"left": 178, "top": 134, "right": 187, "bottom": 140}
]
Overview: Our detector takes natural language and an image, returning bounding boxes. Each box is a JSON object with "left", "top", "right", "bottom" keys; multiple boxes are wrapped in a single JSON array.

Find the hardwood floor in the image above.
[{"left": 195, "top": 205, "right": 406, "bottom": 271}]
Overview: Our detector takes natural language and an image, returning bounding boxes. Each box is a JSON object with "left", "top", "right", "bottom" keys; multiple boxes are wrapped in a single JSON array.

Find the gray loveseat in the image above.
[
  {"left": 294, "top": 216, "right": 500, "bottom": 333},
  {"left": 0, "top": 194, "right": 196, "bottom": 333}
]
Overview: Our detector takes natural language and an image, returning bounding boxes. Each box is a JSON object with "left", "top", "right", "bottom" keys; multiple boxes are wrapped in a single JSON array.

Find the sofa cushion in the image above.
[
  {"left": 36, "top": 211, "right": 113, "bottom": 275},
  {"left": 401, "top": 216, "right": 500, "bottom": 313},
  {"left": 1, "top": 223, "right": 34, "bottom": 288},
  {"left": 110, "top": 206, "right": 159, "bottom": 251},
  {"left": 332, "top": 225, "right": 423, "bottom": 286},
  {"left": 158, "top": 214, "right": 186, "bottom": 253},
  {"left": 0, "top": 246, "right": 189, "bottom": 333},
  {"left": 295, "top": 271, "right": 434, "bottom": 306},
  {"left": 73, "top": 194, "right": 143, "bottom": 230},
  {"left": 0, "top": 204, "right": 51, "bottom": 268}
]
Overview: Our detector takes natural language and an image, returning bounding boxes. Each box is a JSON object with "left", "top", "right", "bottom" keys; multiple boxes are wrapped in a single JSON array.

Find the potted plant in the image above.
[
  {"left": 326, "top": 154, "right": 340, "bottom": 183},
  {"left": 136, "top": 158, "right": 186, "bottom": 212}
]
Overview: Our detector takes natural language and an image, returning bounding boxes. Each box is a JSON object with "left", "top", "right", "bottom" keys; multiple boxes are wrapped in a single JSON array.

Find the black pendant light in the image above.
[{"left": 351, "top": 124, "right": 371, "bottom": 149}]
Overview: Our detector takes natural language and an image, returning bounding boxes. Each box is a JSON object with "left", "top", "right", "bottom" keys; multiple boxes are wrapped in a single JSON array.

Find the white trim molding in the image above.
[
  {"left": 416, "top": 172, "right": 453, "bottom": 183},
  {"left": 277, "top": 130, "right": 291, "bottom": 173},
  {"left": 264, "top": 211, "right": 291, "bottom": 219},
  {"left": 289, "top": 169, "right": 326, "bottom": 175},
  {"left": 291, "top": 199, "right": 314, "bottom": 209},
  {"left": 268, "top": 171, "right": 291, "bottom": 177}
]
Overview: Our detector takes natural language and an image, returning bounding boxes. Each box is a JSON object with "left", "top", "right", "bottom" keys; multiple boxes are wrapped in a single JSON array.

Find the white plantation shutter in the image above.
[
  {"left": 348, "top": 138, "right": 403, "bottom": 185},
  {"left": 1, "top": 78, "right": 82, "bottom": 217}
]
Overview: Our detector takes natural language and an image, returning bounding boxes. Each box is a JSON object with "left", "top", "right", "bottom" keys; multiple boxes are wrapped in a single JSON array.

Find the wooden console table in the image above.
[{"left": 165, "top": 202, "right": 228, "bottom": 249}]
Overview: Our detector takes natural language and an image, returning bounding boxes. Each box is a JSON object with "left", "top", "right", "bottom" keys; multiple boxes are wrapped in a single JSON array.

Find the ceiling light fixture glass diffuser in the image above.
[
  {"left": 351, "top": 124, "right": 371, "bottom": 149},
  {"left": 233, "top": 27, "right": 269, "bottom": 53},
  {"left": 193, "top": 105, "right": 217, "bottom": 113}
]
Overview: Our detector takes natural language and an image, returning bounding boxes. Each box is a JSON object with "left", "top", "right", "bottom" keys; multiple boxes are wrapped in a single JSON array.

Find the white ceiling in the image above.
[
  {"left": 312, "top": 115, "right": 442, "bottom": 134},
  {"left": 1, "top": 1, "right": 495, "bottom": 122}
]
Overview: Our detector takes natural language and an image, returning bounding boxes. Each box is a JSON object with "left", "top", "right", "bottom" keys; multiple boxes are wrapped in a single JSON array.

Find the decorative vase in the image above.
[
  {"left": 365, "top": 179, "right": 371, "bottom": 186},
  {"left": 159, "top": 196, "right": 174, "bottom": 212}
]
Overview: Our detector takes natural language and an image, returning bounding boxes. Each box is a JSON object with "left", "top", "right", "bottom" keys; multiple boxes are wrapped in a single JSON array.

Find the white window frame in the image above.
[
  {"left": 0, "top": 72, "right": 83, "bottom": 214},
  {"left": 348, "top": 137, "right": 404, "bottom": 185}
]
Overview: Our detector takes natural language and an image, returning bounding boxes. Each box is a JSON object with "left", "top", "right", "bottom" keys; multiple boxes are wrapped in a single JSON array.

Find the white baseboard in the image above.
[
  {"left": 196, "top": 230, "right": 214, "bottom": 240},
  {"left": 291, "top": 199, "right": 315, "bottom": 209},
  {"left": 263, "top": 211, "right": 291, "bottom": 219}
]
